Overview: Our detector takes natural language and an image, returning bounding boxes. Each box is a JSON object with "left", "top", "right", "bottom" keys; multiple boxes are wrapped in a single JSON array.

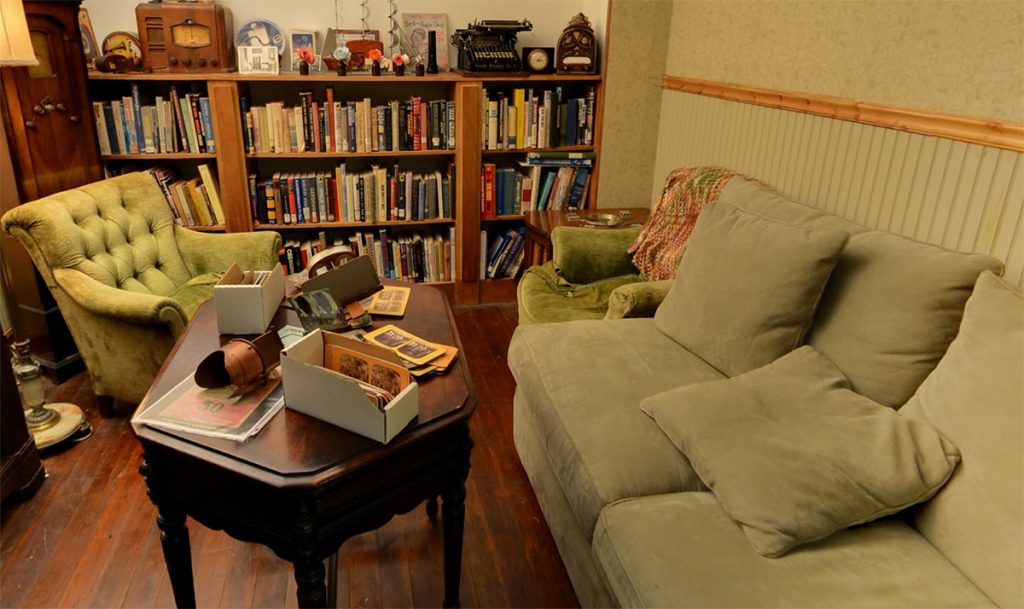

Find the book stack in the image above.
[
  {"left": 482, "top": 86, "right": 596, "bottom": 150},
  {"left": 248, "top": 163, "right": 454, "bottom": 225},
  {"left": 279, "top": 228, "right": 456, "bottom": 283},
  {"left": 480, "top": 227, "right": 526, "bottom": 279},
  {"left": 146, "top": 164, "right": 226, "bottom": 227},
  {"left": 94, "top": 84, "right": 215, "bottom": 155},
  {"left": 241, "top": 91, "right": 456, "bottom": 154},
  {"left": 481, "top": 152, "right": 592, "bottom": 217}
]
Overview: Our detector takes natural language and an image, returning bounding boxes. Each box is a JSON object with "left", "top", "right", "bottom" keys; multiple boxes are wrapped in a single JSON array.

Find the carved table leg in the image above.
[
  {"left": 293, "top": 503, "right": 327, "bottom": 608},
  {"left": 294, "top": 556, "right": 327, "bottom": 608},
  {"left": 141, "top": 460, "right": 196, "bottom": 609},
  {"left": 156, "top": 505, "right": 197, "bottom": 608},
  {"left": 442, "top": 427, "right": 474, "bottom": 609}
]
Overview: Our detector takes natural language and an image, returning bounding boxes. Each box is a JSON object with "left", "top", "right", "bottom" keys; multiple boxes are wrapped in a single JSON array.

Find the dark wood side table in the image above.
[
  {"left": 134, "top": 284, "right": 475, "bottom": 608},
  {"left": 523, "top": 208, "right": 650, "bottom": 268}
]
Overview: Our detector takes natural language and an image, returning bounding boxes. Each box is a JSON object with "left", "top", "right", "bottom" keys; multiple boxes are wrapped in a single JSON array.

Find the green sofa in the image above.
[
  {"left": 509, "top": 178, "right": 1023, "bottom": 607},
  {"left": 2, "top": 172, "right": 281, "bottom": 407}
]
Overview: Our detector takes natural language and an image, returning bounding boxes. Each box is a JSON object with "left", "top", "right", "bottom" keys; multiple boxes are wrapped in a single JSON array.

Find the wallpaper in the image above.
[
  {"left": 596, "top": 0, "right": 673, "bottom": 208},
  {"left": 664, "top": 0, "right": 1024, "bottom": 123}
]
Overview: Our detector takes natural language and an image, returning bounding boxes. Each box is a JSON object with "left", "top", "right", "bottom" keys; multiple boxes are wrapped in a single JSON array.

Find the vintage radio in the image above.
[
  {"left": 136, "top": 0, "right": 234, "bottom": 72},
  {"left": 451, "top": 19, "right": 532, "bottom": 72}
]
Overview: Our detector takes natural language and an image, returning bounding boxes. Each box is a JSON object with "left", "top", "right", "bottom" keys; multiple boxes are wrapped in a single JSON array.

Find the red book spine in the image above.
[
  {"left": 484, "top": 164, "right": 496, "bottom": 218},
  {"left": 326, "top": 87, "right": 335, "bottom": 152},
  {"left": 412, "top": 97, "right": 421, "bottom": 151},
  {"left": 287, "top": 176, "right": 299, "bottom": 224},
  {"left": 312, "top": 102, "right": 322, "bottom": 153}
]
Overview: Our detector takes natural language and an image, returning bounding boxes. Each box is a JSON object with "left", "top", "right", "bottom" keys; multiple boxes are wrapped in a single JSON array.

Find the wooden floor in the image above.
[{"left": 0, "top": 304, "right": 579, "bottom": 609}]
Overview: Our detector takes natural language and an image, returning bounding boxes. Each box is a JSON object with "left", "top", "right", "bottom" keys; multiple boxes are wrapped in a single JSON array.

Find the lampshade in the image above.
[{"left": 0, "top": 0, "right": 37, "bottom": 66}]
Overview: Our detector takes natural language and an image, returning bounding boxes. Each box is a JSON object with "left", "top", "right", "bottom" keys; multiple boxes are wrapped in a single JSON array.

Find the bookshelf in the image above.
[{"left": 87, "top": 72, "right": 604, "bottom": 304}]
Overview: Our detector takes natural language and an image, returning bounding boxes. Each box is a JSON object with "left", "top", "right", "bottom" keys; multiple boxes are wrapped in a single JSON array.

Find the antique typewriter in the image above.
[{"left": 451, "top": 19, "right": 532, "bottom": 72}]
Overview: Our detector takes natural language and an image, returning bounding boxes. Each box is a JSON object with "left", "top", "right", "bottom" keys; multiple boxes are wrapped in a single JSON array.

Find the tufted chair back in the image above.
[
  {"left": 12, "top": 172, "right": 193, "bottom": 295},
  {"left": 3, "top": 171, "right": 282, "bottom": 407}
]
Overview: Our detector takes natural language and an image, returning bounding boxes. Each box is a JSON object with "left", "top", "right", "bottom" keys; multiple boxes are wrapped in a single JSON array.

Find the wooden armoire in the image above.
[{"left": 1, "top": 0, "right": 102, "bottom": 381}]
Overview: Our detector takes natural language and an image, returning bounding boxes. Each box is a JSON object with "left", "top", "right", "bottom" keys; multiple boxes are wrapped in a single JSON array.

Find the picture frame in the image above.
[
  {"left": 320, "top": 29, "right": 380, "bottom": 70},
  {"left": 289, "top": 29, "right": 319, "bottom": 71},
  {"left": 237, "top": 45, "right": 280, "bottom": 75},
  {"left": 400, "top": 13, "right": 449, "bottom": 71},
  {"left": 78, "top": 8, "right": 99, "bottom": 69}
]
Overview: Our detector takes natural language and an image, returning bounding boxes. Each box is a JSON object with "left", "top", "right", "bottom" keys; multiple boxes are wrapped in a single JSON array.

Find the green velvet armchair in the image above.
[
  {"left": 517, "top": 225, "right": 672, "bottom": 325},
  {"left": 2, "top": 172, "right": 281, "bottom": 410}
]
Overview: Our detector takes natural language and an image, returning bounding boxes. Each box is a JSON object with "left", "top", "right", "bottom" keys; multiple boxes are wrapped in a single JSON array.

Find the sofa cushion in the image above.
[
  {"left": 900, "top": 271, "right": 1024, "bottom": 608},
  {"left": 654, "top": 201, "right": 848, "bottom": 376},
  {"left": 641, "top": 346, "right": 960, "bottom": 557},
  {"left": 807, "top": 230, "right": 1003, "bottom": 408},
  {"left": 718, "top": 177, "right": 1004, "bottom": 408},
  {"left": 508, "top": 319, "right": 723, "bottom": 536},
  {"left": 518, "top": 262, "right": 642, "bottom": 325},
  {"left": 592, "top": 492, "right": 994, "bottom": 608}
]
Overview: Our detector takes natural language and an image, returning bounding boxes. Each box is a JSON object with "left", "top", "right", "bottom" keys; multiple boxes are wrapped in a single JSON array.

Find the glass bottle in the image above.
[{"left": 10, "top": 340, "right": 58, "bottom": 430}]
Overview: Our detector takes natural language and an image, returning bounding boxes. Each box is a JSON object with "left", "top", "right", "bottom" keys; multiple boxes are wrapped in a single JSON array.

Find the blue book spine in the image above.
[
  {"left": 567, "top": 99, "right": 578, "bottom": 146},
  {"left": 239, "top": 96, "right": 251, "bottom": 152},
  {"left": 418, "top": 179, "right": 426, "bottom": 220},
  {"left": 199, "top": 97, "right": 216, "bottom": 153},
  {"left": 102, "top": 106, "right": 119, "bottom": 154},
  {"left": 295, "top": 177, "right": 306, "bottom": 224},
  {"left": 498, "top": 227, "right": 525, "bottom": 278},
  {"left": 495, "top": 169, "right": 505, "bottom": 216},
  {"left": 130, "top": 84, "right": 145, "bottom": 152},
  {"left": 567, "top": 168, "right": 590, "bottom": 209},
  {"left": 538, "top": 171, "right": 556, "bottom": 210},
  {"left": 347, "top": 102, "right": 357, "bottom": 151}
]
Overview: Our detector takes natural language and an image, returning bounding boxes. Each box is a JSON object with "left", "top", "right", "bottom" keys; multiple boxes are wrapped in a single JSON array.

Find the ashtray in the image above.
[{"left": 579, "top": 212, "right": 623, "bottom": 227}]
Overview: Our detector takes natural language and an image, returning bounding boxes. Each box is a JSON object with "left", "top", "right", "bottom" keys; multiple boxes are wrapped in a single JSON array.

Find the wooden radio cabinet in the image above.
[{"left": 136, "top": 1, "right": 234, "bottom": 72}]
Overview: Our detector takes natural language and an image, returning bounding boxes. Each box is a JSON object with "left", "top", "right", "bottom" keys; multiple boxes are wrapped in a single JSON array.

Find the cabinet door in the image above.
[{"left": 1, "top": 0, "right": 101, "bottom": 201}]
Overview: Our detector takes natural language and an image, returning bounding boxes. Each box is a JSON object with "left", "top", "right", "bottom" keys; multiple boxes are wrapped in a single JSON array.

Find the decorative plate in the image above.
[
  {"left": 579, "top": 213, "right": 623, "bottom": 227},
  {"left": 101, "top": 31, "right": 142, "bottom": 61},
  {"left": 235, "top": 19, "right": 286, "bottom": 55}
]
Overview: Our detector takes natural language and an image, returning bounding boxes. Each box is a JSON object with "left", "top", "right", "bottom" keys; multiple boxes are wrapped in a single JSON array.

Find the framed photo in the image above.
[
  {"left": 400, "top": 13, "right": 449, "bottom": 71},
  {"left": 289, "top": 30, "right": 319, "bottom": 71},
  {"left": 238, "top": 45, "right": 279, "bottom": 75},
  {"left": 78, "top": 8, "right": 99, "bottom": 69}
]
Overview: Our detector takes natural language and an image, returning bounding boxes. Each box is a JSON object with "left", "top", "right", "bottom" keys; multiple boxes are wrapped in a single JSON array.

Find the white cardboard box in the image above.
[
  {"left": 281, "top": 329, "right": 419, "bottom": 443},
  {"left": 214, "top": 263, "right": 285, "bottom": 335}
]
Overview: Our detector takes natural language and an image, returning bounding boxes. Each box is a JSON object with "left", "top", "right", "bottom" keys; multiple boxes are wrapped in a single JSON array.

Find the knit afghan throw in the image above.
[{"left": 628, "top": 167, "right": 769, "bottom": 281}]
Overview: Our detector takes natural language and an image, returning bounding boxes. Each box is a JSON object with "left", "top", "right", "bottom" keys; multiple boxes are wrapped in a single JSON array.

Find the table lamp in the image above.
[
  {"left": 2, "top": 1, "right": 89, "bottom": 448},
  {"left": 0, "top": 0, "right": 38, "bottom": 66}
]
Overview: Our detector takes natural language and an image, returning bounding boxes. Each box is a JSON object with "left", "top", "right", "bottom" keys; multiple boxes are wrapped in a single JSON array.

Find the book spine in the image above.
[{"left": 130, "top": 84, "right": 145, "bottom": 152}]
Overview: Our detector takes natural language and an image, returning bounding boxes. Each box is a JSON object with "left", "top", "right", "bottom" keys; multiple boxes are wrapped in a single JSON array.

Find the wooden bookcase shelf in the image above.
[
  {"left": 254, "top": 218, "right": 455, "bottom": 230},
  {"left": 247, "top": 150, "right": 455, "bottom": 159},
  {"left": 482, "top": 145, "right": 594, "bottom": 155},
  {"left": 87, "top": 71, "right": 605, "bottom": 304},
  {"left": 102, "top": 153, "right": 216, "bottom": 160}
]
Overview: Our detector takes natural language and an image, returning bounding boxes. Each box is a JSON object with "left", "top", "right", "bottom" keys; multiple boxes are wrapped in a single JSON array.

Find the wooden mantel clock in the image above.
[{"left": 556, "top": 13, "right": 597, "bottom": 74}]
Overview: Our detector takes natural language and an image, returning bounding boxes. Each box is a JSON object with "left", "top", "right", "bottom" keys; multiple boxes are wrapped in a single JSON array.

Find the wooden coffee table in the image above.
[{"left": 134, "top": 283, "right": 476, "bottom": 608}]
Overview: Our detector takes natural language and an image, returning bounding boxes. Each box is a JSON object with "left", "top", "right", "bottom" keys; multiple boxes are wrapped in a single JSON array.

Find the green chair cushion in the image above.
[
  {"left": 641, "top": 346, "right": 959, "bottom": 557},
  {"left": 167, "top": 272, "right": 222, "bottom": 320},
  {"left": 508, "top": 318, "right": 723, "bottom": 536},
  {"left": 517, "top": 261, "right": 642, "bottom": 325},
  {"left": 900, "top": 272, "right": 1024, "bottom": 608},
  {"left": 655, "top": 201, "right": 849, "bottom": 376}
]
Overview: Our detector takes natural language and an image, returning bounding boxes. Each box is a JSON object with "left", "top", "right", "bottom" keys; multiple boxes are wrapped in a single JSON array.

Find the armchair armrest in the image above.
[
  {"left": 604, "top": 280, "right": 674, "bottom": 320},
  {"left": 174, "top": 228, "right": 283, "bottom": 277},
  {"left": 551, "top": 225, "right": 642, "bottom": 285},
  {"left": 53, "top": 268, "right": 189, "bottom": 336}
]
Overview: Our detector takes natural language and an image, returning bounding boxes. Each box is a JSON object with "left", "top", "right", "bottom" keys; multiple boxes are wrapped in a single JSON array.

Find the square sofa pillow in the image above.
[
  {"left": 640, "top": 346, "right": 960, "bottom": 558},
  {"left": 654, "top": 202, "right": 848, "bottom": 376}
]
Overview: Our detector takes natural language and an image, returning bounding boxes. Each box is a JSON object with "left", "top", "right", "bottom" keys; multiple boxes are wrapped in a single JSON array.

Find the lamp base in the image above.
[{"left": 30, "top": 403, "right": 85, "bottom": 449}]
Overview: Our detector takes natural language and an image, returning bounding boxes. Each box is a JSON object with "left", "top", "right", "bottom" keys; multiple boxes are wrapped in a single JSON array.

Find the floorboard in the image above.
[{"left": 0, "top": 303, "right": 579, "bottom": 609}]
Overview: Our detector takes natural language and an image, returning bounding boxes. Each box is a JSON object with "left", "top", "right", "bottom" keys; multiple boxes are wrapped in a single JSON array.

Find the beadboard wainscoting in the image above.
[{"left": 651, "top": 79, "right": 1024, "bottom": 286}]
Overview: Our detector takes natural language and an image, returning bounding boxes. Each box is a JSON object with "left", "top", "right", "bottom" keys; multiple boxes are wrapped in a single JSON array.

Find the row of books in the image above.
[
  {"left": 248, "top": 163, "right": 454, "bottom": 225},
  {"left": 482, "top": 156, "right": 592, "bottom": 217},
  {"left": 481, "top": 228, "right": 526, "bottom": 279},
  {"left": 482, "top": 86, "right": 596, "bottom": 150},
  {"left": 146, "top": 165, "right": 226, "bottom": 227},
  {"left": 281, "top": 229, "right": 456, "bottom": 283},
  {"left": 241, "top": 92, "right": 456, "bottom": 155},
  {"left": 94, "top": 84, "right": 213, "bottom": 156}
]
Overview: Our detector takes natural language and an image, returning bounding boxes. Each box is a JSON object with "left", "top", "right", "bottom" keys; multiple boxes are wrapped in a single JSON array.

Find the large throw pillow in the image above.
[
  {"left": 640, "top": 346, "right": 960, "bottom": 558},
  {"left": 806, "top": 231, "right": 1002, "bottom": 408},
  {"left": 900, "top": 271, "right": 1023, "bottom": 608},
  {"left": 654, "top": 202, "right": 848, "bottom": 376}
]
